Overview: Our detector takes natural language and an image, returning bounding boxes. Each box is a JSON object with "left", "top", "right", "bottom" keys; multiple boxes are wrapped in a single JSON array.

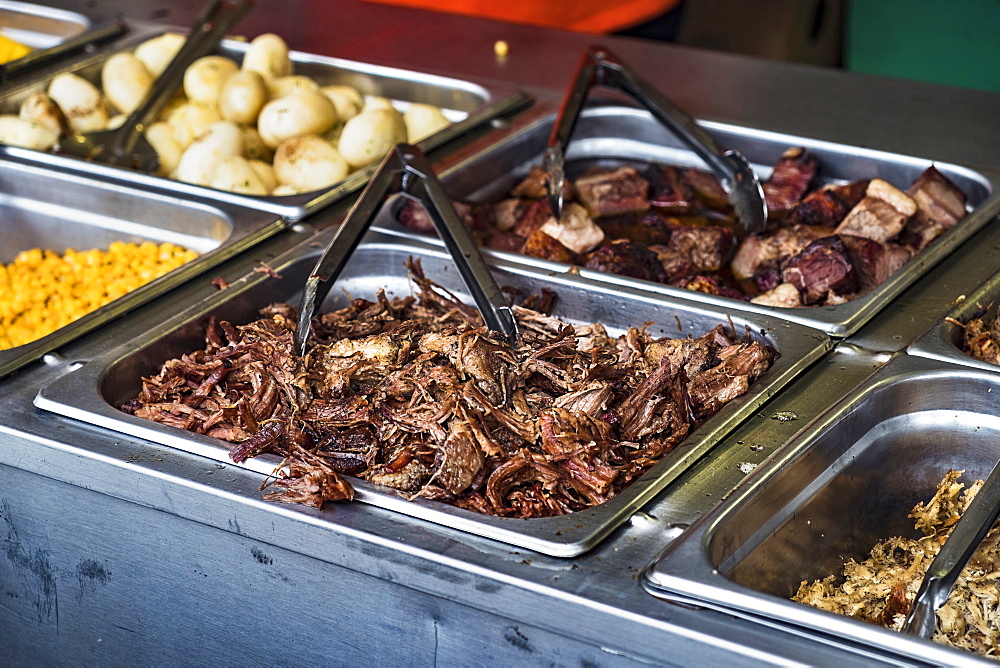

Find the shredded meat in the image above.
[
  {"left": 126, "top": 260, "right": 775, "bottom": 518},
  {"left": 792, "top": 470, "right": 1000, "bottom": 660}
]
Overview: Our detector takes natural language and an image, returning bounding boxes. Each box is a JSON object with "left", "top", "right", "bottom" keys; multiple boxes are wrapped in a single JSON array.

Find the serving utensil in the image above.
[
  {"left": 902, "top": 460, "right": 1000, "bottom": 639},
  {"left": 294, "top": 143, "right": 519, "bottom": 356},
  {"left": 0, "top": 22, "right": 126, "bottom": 85},
  {"left": 58, "top": 0, "right": 253, "bottom": 171},
  {"left": 543, "top": 46, "right": 767, "bottom": 233}
]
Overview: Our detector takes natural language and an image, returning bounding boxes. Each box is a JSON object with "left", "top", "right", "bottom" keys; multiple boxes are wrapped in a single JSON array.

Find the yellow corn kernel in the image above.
[{"left": 0, "top": 241, "right": 198, "bottom": 350}]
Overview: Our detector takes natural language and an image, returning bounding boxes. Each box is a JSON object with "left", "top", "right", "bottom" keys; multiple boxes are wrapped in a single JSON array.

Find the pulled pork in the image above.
[
  {"left": 956, "top": 310, "right": 1000, "bottom": 366},
  {"left": 124, "top": 260, "right": 774, "bottom": 517},
  {"left": 793, "top": 470, "right": 1000, "bottom": 659}
]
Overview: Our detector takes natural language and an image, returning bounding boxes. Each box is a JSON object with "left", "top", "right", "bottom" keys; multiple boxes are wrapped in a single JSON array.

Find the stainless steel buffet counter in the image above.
[{"left": 2, "top": 2, "right": 1000, "bottom": 665}]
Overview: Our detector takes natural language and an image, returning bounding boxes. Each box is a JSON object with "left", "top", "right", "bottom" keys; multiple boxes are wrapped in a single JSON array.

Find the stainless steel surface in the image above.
[
  {"left": 0, "top": 0, "right": 89, "bottom": 48},
  {"left": 0, "top": 1, "right": 997, "bottom": 664},
  {"left": 903, "top": 459, "right": 1000, "bottom": 638},
  {"left": 544, "top": 46, "right": 766, "bottom": 231},
  {"left": 0, "top": 31, "right": 529, "bottom": 220},
  {"left": 374, "top": 103, "right": 998, "bottom": 338},
  {"left": 0, "top": 20, "right": 124, "bottom": 84},
  {"left": 295, "top": 144, "right": 517, "bottom": 355},
  {"left": 35, "top": 229, "right": 829, "bottom": 557},
  {"left": 0, "top": 151, "right": 282, "bottom": 379},
  {"left": 59, "top": 0, "right": 252, "bottom": 171},
  {"left": 645, "top": 353, "right": 1000, "bottom": 665},
  {"left": 909, "top": 269, "right": 1000, "bottom": 372}
]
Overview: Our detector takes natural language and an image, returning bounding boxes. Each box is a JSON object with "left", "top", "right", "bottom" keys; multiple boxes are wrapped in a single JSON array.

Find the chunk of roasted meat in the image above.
[
  {"left": 763, "top": 147, "right": 819, "bottom": 218},
  {"left": 575, "top": 166, "right": 650, "bottom": 217},
  {"left": 126, "top": 260, "right": 776, "bottom": 518}
]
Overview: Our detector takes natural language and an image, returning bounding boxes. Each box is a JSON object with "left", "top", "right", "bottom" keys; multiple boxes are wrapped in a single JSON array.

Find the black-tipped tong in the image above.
[
  {"left": 902, "top": 461, "right": 1000, "bottom": 639},
  {"left": 544, "top": 46, "right": 768, "bottom": 234},
  {"left": 294, "top": 144, "right": 519, "bottom": 356}
]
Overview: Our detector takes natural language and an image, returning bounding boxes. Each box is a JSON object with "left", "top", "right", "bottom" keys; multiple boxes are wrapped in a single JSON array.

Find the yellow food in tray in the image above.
[
  {"left": 0, "top": 33, "right": 31, "bottom": 64},
  {"left": 0, "top": 241, "right": 197, "bottom": 350}
]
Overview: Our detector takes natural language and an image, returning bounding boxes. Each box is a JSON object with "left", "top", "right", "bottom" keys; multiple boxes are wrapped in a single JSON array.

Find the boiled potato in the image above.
[
  {"left": 242, "top": 33, "right": 292, "bottom": 80},
  {"left": 218, "top": 70, "right": 267, "bottom": 124},
  {"left": 166, "top": 102, "right": 222, "bottom": 148},
  {"left": 337, "top": 107, "right": 406, "bottom": 168},
  {"left": 146, "top": 122, "right": 183, "bottom": 176},
  {"left": 0, "top": 115, "right": 58, "bottom": 150},
  {"left": 175, "top": 121, "right": 243, "bottom": 186},
  {"left": 273, "top": 134, "right": 349, "bottom": 191},
  {"left": 404, "top": 103, "right": 450, "bottom": 143},
  {"left": 267, "top": 75, "right": 319, "bottom": 99},
  {"left": 248, "top": 159, "right": 278, "bottom": 192},
  {"left": 242, "top": 127, "right": 273, "bottom": 162},
  {"left": 210, "top": 156, "right": 270, "bottom": 194},
  {"left": 18, "top": 93, "right": 66, "bottom": 135},
  {"left": 134, "top": 32, "right": 185, "bottom": 78},
  {"left": 102, "top": 52, "right": 153, "bottom": 115},
  {"left": 257, "top": 90, "right": 337, "bottom": 148},
  {"left": 47, "top": 73, "right": 108, "bottom": 133},
  {"left": 321, "top": 85, "right": 363, "bottom": 121},
  {"left": 363, "top": 96, "right": 395, "bottom": 113},
  {"left": 271, "top": 183, "right": 302, "bottom": 196},
  {"left": 183, "top": 56, "right": 239, "bottom": 106}
]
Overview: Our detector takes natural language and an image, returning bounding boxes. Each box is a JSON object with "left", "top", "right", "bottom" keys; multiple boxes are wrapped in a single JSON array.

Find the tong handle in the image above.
[
  {"left": 903, "top": 461, "right": 1000, "bottom": 638},
  {"left": 113, "top": 0, "right": 254, "bottom": 158},
  {"left": 407, "top": 155, "right": 518, "bottom": 345},
  {"left": 545, "top": 46, "right": 767, "bottom": 232},
  {"left": 295, "top": 144, "right": 517, "bottom": 355}
]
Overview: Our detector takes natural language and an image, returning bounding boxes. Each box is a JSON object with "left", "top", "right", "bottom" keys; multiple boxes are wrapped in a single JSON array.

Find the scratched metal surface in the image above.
[{"left": 0, "top": 1, "right": 997, "bottom": 665}]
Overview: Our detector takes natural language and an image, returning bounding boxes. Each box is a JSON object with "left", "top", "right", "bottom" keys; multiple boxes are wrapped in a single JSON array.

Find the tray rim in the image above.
[
  {"left": 33, "top": 231, "right": 831, "bottom": 558},
  {"left": 643, "top": 352, "right": 1000, "bottom": 666}
]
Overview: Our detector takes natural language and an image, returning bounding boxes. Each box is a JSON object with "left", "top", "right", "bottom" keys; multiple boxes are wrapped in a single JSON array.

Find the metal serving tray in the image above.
[
  {"left": 909, "top": 268, "right": 1000, "bottom": 374},
  {"left": 0, "top": 34, "right": 529, "bottom": 220},
  {"left": 372, "top": 103, "right": 998, "bottom": 338},
  {"left": 644, "top": 353, "right": 1000, "bottom": 665},
  {"left": 0, "top": 152, "right": 284, "bottom": 379},
  {"left": 0, "top": 0, "right": 88, "bottom": 46},
  {"left": 34, "top": 231, "right": 830, "bottom": 557}
]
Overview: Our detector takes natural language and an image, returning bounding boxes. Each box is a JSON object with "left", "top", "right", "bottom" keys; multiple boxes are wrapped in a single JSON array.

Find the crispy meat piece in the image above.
[
  {"left": 512, "top": 165, "right": 573, "bottom": 201},
  {"left": 686, "top": 168, "right": 729, "bottom": 210},
  {"left": 575, "top": 166, "right": 650, "bottom": 217},
  {"left": 584, "top": 240, "right": 668, "bottom": 283},
  {"left": 522, "top": 228, "right": 577, "bottom": 264},
  {"left": 647, "top": 245, "right": 698, "bottom": 283},
  {"left": 839, "top": 234, "right": 912, "bottom": 293},
  {"left": 666, "top": 223, "right": 736, "bottom": 272},
  {"left": 763, "top": 147, "right": 819, "bottom": 218},
  {"left": 127, "top": 260, "right": 775, "bottom": 518},
  {"left": 784, "top": 180, "right": 869, "bottom": 228},
  {"left": 597, "top": 211, "right": 674, "bottom": 245},
  {"left": 781, "top": 235, "right": 858, "bottom": 304},
  {"left": 835, "top": 179, "right": 917, "bottom": 243},
  {"left": 750, "top": 282, "right": 802, "bottom": 308},
  {"left": 900, "top": 166, "right": 968, "bottom": 251},
  {"left": 730, "top": 224, "right": 830, "bottom": 280},
  {"left": 649, "top": 165, "right": 696, "bottom": 213},
  {"left": 512, "top": 198, "right": 554, "bottom": 238}
]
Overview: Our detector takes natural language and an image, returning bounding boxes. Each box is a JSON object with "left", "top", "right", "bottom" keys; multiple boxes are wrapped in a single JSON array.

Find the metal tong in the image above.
[
  {"left": 902, "top": 460, "right": 1000, "bottom": 639},
  {"left": 294, "top": 144, "right": 519, "bottom": 356},
  {"left": 543, "top": 46, "right": 767, "bottom": 234},
  {"left": 58, "top": 0, "right": 254, "bottom": 171}
]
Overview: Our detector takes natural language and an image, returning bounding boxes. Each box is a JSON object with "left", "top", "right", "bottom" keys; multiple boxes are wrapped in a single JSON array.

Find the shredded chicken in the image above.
[{"left": 793, "top": 470, "right": 1000, "bottom": 659}]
